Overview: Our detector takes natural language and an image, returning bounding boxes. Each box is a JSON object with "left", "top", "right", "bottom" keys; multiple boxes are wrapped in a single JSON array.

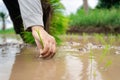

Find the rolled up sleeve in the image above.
[{"left": 18, "top": 0, "right": 44, "bottom": 30}]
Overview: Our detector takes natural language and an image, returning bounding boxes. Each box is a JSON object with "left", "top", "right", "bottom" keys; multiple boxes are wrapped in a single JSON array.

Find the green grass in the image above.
[
  {"left": 0, "top": 28, "right": 15, "bottom": 34},
  {"left": 69, "top": 8, "right": 120, "bottom": 32}
]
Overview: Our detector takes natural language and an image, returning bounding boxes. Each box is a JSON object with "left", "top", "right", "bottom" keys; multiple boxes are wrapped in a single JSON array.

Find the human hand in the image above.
[{"left": 32, "top": 26, "right": 56, "bottom": 58}]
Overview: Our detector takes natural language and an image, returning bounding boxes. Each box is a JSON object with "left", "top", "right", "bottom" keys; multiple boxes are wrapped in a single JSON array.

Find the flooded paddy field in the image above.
[{"left": 0, "top": 34, "right": 120, "bottom": 80}]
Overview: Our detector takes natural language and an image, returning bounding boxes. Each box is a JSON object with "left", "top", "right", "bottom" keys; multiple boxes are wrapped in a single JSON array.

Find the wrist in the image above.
[{"left": 32, "top": 26, "right": 44, "bottom": 32}]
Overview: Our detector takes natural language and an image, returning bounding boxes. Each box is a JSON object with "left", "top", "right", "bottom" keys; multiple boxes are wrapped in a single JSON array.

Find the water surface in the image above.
[{"left": 0, "top": 34, "right": 120, "bottom": 80}]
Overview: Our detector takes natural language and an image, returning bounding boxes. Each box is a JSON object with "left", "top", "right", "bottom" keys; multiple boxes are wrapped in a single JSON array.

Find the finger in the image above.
[
  {"left": 34, "top": 39, "right": 43, "bottom": 58},
  {"left": 41, "top": 42, "right": 49, "bottom": 55},
  {"left": 47, "top": 38, "right": 56, "bottom": 58},
  {"left": 44, "top": 41, "right": 56, "bottom": 59},
  {"left": 42, "top": 42, "right": 52, "bottom": 58},
  {"left": 49, "top": 42, "right": 56, "bottom": 58}
]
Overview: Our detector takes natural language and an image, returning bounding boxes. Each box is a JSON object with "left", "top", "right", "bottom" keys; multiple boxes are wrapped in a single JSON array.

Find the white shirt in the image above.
[{"left": 18, "top": 0, "right": 44, "bottom": 30}]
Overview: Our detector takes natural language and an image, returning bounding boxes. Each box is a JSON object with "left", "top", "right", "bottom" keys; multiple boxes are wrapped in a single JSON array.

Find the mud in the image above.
[{"left": 0, "top": 34, "right": 120, "bottom": 80}]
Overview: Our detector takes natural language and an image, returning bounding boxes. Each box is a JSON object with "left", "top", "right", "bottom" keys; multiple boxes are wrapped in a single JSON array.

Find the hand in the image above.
[{"left": 32, "top": 26, "right": 56, "bottom": 58}]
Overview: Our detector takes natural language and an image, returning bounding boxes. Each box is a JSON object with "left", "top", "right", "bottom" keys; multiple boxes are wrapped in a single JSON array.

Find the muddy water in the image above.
[
  {"left": 0, "top": 34, "right": 23, "bottom": 80},
  {"left": 0, "top": 34, "right": 120, "bottom": 80}
]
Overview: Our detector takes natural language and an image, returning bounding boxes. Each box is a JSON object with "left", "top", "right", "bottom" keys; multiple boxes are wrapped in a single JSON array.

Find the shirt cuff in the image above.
[{"left": 23, "top": 13, "right": 44, "bottom": 30}]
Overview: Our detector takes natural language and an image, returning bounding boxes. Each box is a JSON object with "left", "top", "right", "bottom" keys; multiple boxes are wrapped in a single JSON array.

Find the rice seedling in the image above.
[
  {"left": 94, "top": 33, "right": 101, "bottom": 44},
  {"left": 89, "top": 50, "right": 97, "bottom": 80},
  {"left": 99, "top": 44, "right": 110, "bottom": 63},
  {"left": 82, "top": 33, "right": 88, "bottom": 43},
  {"left": 36, "top": 30, "right": 44, "bottom": 49},
  {"left": 89, "top": 49, "right": 94, "bottom": 63},
  {"left": 21, "top": 31, "right": 35, "bottom": 44},
  {"left": 104, "top": 60, "right": 112, "bottom": 69},
  {"left": 107, "top": 34, "right": 116, "bottom": 45},
  {"left": 94, "top": 33, "right": 106, "bottom": 45}
]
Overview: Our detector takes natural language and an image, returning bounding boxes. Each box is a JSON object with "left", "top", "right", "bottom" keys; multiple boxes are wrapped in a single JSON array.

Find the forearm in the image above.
[{"left": 18, "top": 0, "right": 44, "bottom": 30}]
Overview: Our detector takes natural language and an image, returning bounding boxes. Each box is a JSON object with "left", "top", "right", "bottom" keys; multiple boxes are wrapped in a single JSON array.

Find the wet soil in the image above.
[{"left": 0, "top": 34, "right": 120, "bottom": 80}]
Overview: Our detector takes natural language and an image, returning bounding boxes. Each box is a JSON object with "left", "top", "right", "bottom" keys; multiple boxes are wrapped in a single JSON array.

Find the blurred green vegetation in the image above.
[
  {"left": 0, "top": 28, "right": 15, "bottom": 34},
  {"left": 1, "top": 0, "right": 120, "bottom": 45},
  {"left": 69, "top": 8, "right": 120, "bottom": 33},
  {"left": 49, "top": 0, "right": 68, "bottom": 44},
  {"left": 0, "top": 12, "right": 8, "bottom": 30},
  {"left": 22, "top": 0, "right": 68, "bottom": 45},
  {"left": 19, "top": 0, "right": 120, "bottom": 44},
  {"left": 97, "top": 0, "right": 120, "bottom": 9}
]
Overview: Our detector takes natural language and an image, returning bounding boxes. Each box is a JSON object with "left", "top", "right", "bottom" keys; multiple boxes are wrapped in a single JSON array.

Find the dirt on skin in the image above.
[{"left": 0, "top": 34, "right": 120, "bottom": 80}]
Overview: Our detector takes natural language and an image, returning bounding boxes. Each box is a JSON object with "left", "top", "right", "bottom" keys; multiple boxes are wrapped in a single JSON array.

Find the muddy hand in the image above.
[{"left": 32, "top": 26, "right": 56, "bottom": 58}]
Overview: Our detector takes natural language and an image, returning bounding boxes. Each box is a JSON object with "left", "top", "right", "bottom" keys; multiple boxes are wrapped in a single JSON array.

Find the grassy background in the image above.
[
  {"left": 0, "top": 28, "right": 15, "bottom": 34},
  {"left": 69, "top": 8, "right": 120, "bottom": 33}
]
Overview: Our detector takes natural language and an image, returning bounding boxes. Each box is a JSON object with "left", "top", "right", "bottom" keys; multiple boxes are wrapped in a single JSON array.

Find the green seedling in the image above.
[
  {"left": 22, "top": 31, "right": 35, "bottom": 44},
  {"left": 99, "top": 44, "right": 110, "bottom": 63},
  {"left": 36, "top": 30, "right": 44, "bottom": 49},
  {"left": 118, "top": 34, "right": 120, "bottom": 39},
  {"left": 104, "top": 60, "right": 112, "bottom": 69},
  {"left": 94, "top": 34, "right": 104, "bottom": 44},
  {"left": 108, "top": 34, "right": 115, "bottom": 45},
  {"left": 82, "top": 33, "right": 88, "bottom": 43},
  {"left": 89, "top": 50, "right": 97, "bottom": 80},
  {"left": 94, "top": 33, "right": 100, "bottom": 43},
  {"left": 89, "top": 50, "right": 94, "bottom": 63},
  {"left": 93, "top": 71, "right": 97, "bottom": 80},
  {"left": 94, "top": 34, "right": 107, "bottom": 45}
]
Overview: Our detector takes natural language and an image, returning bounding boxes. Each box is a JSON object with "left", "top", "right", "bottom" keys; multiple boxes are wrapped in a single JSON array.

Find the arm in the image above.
[
  {"left": 18, "top": 0, "right": 44, "bottom": 30},
  {"left": 18, "top": 0, "right": 56, "bottom": 58}
]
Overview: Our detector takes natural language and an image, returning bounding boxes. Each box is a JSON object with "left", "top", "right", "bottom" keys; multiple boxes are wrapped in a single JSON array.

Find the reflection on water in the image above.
[
  {"left": 87, "top": 58, "right": 103, "bottom": 80},
  {"left": 64, "top": 55, "right": 83, "bottom": 80},
  {"left": 0, "top": 34, "right": 120, "bottom": 80},
  {"left": 9, "top": 47, "right": 84, "bottom": 80},
  {"left": 0, "top": 34, "right": 22, "bottom": 80},
  {"left": 9, "top": 46, "right": 103, "bottom": 80},
  {"left": 0, "top": 46, "right": 20, "bottom": 80},
  {"left": 0, "top": 35, "right": 22, "bottom": 44}
]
